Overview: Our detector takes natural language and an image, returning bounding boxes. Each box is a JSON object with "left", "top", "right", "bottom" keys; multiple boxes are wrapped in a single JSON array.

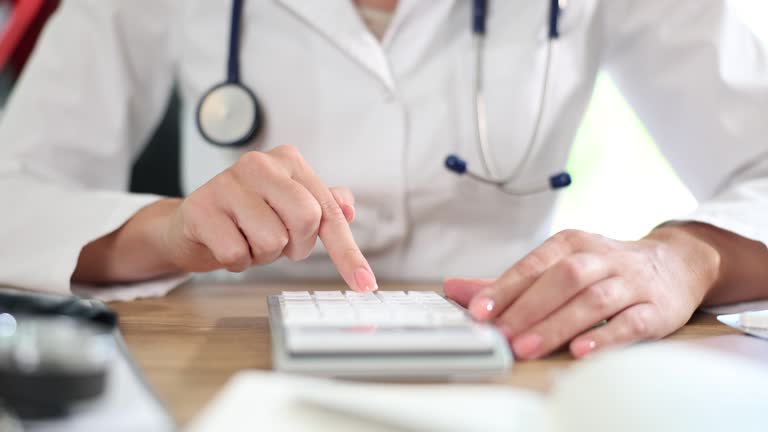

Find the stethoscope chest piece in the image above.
[
  {"left": 197, "top": 82, "right": 261, "bottom": 147},
  {"left": 197, "top": 0, "right": 261, "bottom": 147}
]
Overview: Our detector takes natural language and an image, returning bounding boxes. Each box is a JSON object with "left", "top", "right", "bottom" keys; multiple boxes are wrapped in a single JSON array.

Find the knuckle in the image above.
[
  {"left": 514, "top": 252, "right": 547, "bottom": 279},
  {"left": 218, "top": 245, "right": 250, "bottom": 270},
  {"left": 237, "top": 150, "right": 270, "bottom": 169},
  {"left": 213, "top": 170, "right": 238, "bottom": 190},
  {"left": 588, "top": 280, "right": 620, "bottom": 312},
  {"left": 250, "top": 250, "right": 275, "bottom": 265},
  {"left": 251, "top": 232, "right": 289, "bottom": 263},
  {"left": 283, "top": 250, "right": 300, "bottom": 262},
  {"left": 284, "top": 243, "right": 315, "bottom": 262},
  {"left": 291, "top": 199, "right": 322, "bottom": 238},
  {"left": 625, "top": 311, "right": 650, "bottom": 338},
  {"left": 318, "top": 198, "right": 346, "bottom": 222},
  {"left": 557, "top": 255, "right": 588, "bottom": 286},
  {"left": 267, "top": 231, "right": 291, "bottom": 252},
  {"left": 274, "top": 144, "right": 301, "bottom": 157},
  {"left": 554, "top": 229, "right": 592, "bottom": 249},
  {"left": 235, "top": 151, "right": 280, "bottom": 178},
  {"left": 226, "top": 264, "right": 247, "bottom": 273},
  {"left": 272, "top": 144, "right": 306, "bottom": 166}
]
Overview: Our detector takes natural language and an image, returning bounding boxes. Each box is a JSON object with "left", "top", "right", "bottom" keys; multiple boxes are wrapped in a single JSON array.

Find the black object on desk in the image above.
[
  {"left": 0, "top": 289, "right": 117, "bottom": 419},
  {"left": 0, "top": 289, "right": 117, "bottom": 328}
]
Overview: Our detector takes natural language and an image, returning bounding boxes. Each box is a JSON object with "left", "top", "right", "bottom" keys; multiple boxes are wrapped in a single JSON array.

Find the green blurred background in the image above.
[{"left": 551, "top": 74, "right": 696, "bottom": 240}]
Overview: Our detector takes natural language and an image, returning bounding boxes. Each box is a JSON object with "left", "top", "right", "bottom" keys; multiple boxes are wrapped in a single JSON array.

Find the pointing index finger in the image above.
[
  {"left": 295, "top": 184, "right": 376, "bottom": 292},
  {"left": 271, "top": 146, "right": 376, "bottom": 292},
  {"left": 317, "top": 192, "right": 377, "bottom": 292}
]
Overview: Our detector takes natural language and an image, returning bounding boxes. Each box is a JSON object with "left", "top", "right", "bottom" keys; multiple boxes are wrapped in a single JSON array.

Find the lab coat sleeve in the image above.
[
  {"left": 600, "top": 0, "right": 768, "bottom": 245},
  {"left": 0, "top": 0, "right": 179, "bottom": 295}
]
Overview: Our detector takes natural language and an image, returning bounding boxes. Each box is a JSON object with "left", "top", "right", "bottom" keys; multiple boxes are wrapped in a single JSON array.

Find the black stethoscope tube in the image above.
[{"left": 228, "top": 0, "right": 244, "bottom": 84}]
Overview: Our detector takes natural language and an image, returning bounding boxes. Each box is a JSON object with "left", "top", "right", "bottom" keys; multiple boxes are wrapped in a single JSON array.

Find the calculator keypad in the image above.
[{"left": 279, "top": 290, "right": 470, "bottom": 328}]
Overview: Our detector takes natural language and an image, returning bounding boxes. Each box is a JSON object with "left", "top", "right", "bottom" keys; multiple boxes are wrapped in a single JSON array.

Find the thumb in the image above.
[
  {"left": 443, "top": 278, "right": 495, "bottom": 307},
  {"left": 330, "top": 186, "right": 355, "bottom": 223}
]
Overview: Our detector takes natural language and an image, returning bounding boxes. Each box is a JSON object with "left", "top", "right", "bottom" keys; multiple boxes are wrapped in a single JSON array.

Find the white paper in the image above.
[
  {"left": 185, "top": 371, "right": 545, "bottom": 432},
  {"left": 188, "top": 343, "right": 768, "bottom": 432}
]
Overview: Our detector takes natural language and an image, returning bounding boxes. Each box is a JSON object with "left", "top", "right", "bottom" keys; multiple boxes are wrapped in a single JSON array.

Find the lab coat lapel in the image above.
[{"left": 275, "top": 0, "right": 395, "bottom": 89}]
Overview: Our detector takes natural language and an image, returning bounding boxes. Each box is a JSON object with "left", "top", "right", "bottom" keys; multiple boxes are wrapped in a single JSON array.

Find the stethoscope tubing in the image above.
[
  {"left": 228, "top": 0, "right": 244, "bottom": 84},
  {"left": 452, "top": 0, "right": 570, "bottom": 195}
]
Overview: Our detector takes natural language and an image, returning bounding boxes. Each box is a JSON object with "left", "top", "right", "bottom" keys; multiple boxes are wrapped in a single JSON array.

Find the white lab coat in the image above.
[{"left": 0, "top": 0, "right": 766, "bottom": 295}]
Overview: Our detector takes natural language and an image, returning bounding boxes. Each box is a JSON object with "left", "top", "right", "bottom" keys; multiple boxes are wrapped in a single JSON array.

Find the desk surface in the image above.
[{"left": 110, "top": 281, "right": 741, "bottom": 426}]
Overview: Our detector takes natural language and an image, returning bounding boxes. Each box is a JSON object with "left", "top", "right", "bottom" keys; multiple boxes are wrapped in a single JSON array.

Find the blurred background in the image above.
[
  {"left": 552, "top": 0, "right": 768, "bottom": 239},
  {"left": 1, "top": 0, "right": 766, "bottom": 241}
]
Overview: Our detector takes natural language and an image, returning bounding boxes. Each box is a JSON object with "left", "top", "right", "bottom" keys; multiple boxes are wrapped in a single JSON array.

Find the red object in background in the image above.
[{"left": 0, "top": 0, "right": 60, "bottom": 75}]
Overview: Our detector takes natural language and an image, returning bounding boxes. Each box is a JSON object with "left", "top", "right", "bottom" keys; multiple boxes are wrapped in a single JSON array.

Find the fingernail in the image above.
[
  {"left": 354, "top": 267, "right": 378, "bottom": 292},
  {"left": 571, "top": 339, "right": 597, "bottom": 358},
  {"left": 469, "top": 297, "right": 495, "bottom": 320},
  {"left": 512, "top": 334, "right": 543, "bottom": 359}
]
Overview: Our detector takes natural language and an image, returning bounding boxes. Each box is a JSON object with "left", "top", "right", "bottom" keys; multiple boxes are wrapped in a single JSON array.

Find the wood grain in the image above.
[{"left": 110, "top": 281, "right": 741, "bottom": 426}]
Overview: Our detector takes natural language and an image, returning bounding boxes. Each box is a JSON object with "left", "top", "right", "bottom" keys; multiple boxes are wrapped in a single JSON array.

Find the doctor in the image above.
[{"left": 1, "top": 0, "right": 767, "bottom": 360}]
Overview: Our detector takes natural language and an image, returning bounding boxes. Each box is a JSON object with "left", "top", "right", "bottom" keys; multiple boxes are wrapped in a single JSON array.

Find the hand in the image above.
[
  {"left": 162, "top": 145, "right": 377, "bottom": 291},
  {"left": 444, "top": 228, "right": 721, "bottom": 360},
  {"left": 72, "top": 144, "right": 376, "bottom": 288}
]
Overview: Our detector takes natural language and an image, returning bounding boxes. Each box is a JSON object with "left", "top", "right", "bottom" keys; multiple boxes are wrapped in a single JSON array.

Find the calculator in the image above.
[{"left": 267, "top": 290, "right": 513, "bottom": 379}]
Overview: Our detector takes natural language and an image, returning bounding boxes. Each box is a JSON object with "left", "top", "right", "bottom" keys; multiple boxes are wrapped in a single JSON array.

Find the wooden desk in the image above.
[{"left": 110, "top": 281, "right": 741, "bottom": 426}]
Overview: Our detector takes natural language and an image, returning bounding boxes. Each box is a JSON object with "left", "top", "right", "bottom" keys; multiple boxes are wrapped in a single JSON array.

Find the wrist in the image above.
[
  {"left": 73, "top": 198, "right": 184, "bottom": 283},
  {"left": 644, "top": 222, "right": 722, "bottom": 300},
  {"left": 130, "top": 198, "right": 184, "bottom": 270}
]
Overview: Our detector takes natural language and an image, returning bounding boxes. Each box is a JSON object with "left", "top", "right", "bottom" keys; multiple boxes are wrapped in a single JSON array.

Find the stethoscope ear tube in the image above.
[{"left": 447, "top": 0, "right": 571, "bottom": 196}]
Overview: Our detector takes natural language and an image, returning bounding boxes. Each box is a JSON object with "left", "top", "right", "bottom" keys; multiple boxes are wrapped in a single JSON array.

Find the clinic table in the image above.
[{"left": 110, "top": 281, "right": 742, "bottom": 426}]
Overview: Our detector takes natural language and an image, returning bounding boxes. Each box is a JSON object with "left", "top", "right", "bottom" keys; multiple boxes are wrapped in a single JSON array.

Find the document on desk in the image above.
[
  {"left": 187, "top": 341, "right": 768, "bottom": 432},
  {"left": 186, "top": 371, "right": 545, "bottom": 432}
]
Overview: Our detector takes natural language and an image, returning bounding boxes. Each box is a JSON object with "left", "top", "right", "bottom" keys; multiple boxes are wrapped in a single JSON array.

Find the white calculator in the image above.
[{"left": 267, "top": 290, "right": 513, "bottom": 379}]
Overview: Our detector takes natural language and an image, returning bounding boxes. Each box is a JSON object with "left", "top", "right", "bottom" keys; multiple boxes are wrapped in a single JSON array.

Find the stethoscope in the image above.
[
  {"left": 196, "top": 0, "right": 571, "bottom": 196},
  {"left": 196, "top": 0, "right": 261, "bottom": 147},
  {"left": 444, "top": 0, "right": 571, "bottom": 195}
]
